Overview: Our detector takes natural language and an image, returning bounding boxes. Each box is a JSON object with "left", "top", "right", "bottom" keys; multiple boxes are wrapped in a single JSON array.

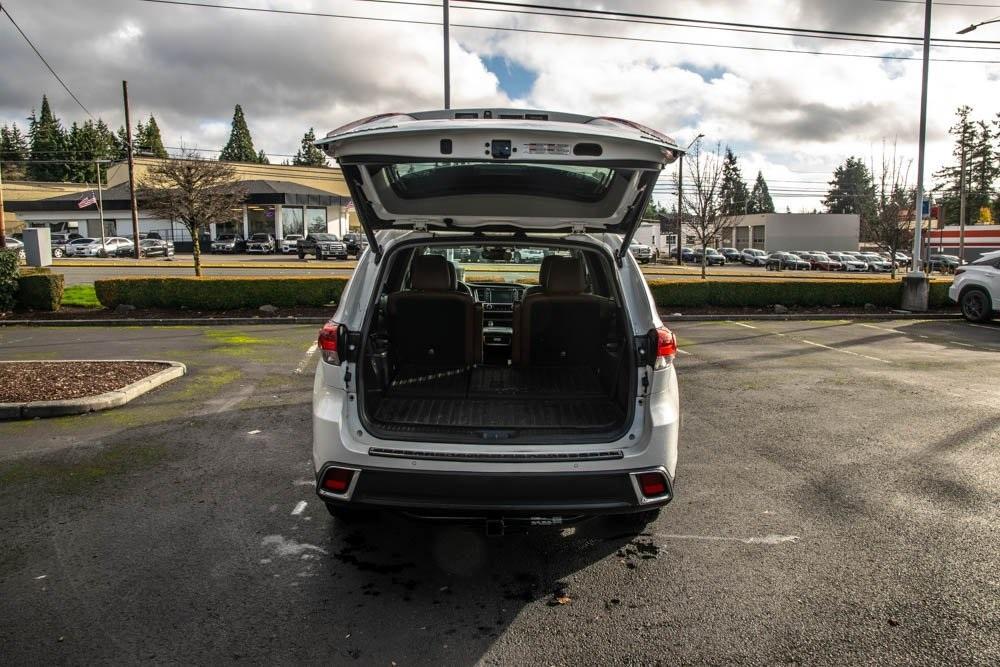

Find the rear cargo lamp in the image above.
[
  {"left": 655, "top": 326, "right": 677, "bottom": 368},
  {"left": 636, "top": 471, "right": 669, "bottom": 498},
  {"left": 318, "top": 322, "right": 342, "bottom": 365},
  {"left": 320, "top": 467, "right": 354, "bottom": 494}
]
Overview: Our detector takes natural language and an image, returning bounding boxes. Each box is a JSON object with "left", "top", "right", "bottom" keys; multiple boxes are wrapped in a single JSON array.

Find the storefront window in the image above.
[
  {"left": 281, "top": 207, "right": 304, "bottom": 237},
  {"left": 248, "top": 205, "right": 275, "bottom": 236},
  {"left": 307, "top": 207, "right": 328, "bottom": 234},
  {"left": 215, "top": 220, "right": 239, "bottom": 237}
]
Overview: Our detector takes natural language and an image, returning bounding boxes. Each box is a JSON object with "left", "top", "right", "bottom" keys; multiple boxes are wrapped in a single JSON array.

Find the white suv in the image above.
[
  {"left": 950, "top": 250, "right": 1000, "bottom": 322},
  {"left": 310, "top": 109, "right": 681, "bottom": 533}
]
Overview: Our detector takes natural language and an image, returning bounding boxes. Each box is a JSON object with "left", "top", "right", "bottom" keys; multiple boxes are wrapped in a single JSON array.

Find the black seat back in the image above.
[{"left": 387, "top": 254, "right": 481, "bottom": 366}]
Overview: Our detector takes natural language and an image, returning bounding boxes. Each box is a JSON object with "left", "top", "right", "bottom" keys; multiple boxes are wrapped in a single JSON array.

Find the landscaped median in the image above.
[
  {"left": 647, "top": 278, "right": 952, "bottom": 309},
  {"left": 0, "top": 360, "right": 186, "bottom": 420},
  {"left": 94, "top": 276, "right": 349, "bottom": 310}
]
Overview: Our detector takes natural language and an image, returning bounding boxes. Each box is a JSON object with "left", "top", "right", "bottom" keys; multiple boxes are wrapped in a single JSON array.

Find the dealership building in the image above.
[
  {"left": 4, "top": 158, "right": 353, "bottom": 248},
  {"left": 638, "top": 213, "right": 861, "bottom": 253}
]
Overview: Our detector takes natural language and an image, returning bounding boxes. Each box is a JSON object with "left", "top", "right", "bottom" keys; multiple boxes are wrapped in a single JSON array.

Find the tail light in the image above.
[
  {"left": 635, "top": 471, "right": 670, "bottom": 498},
  {"left": 319, "top": 467, "right": 355, "bottom": 495},
  {"left": 318, "top": 322, "right": 341, "bottom": 365},
  {"left": 654, "top": 326, "right": 676, "bottom": 368}
]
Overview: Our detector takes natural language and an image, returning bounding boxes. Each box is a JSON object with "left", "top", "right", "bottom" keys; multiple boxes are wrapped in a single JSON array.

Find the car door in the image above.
[{"left": 315, "top": 109, "right": 680, "bottom": 261}]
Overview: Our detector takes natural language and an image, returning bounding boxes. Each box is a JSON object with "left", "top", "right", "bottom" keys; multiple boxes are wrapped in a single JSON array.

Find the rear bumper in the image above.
[{"left": 316, "top": 464, "right": 673, "bottom": 517}]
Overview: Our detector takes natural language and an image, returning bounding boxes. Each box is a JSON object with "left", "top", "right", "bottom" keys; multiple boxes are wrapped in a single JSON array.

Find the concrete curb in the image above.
[
  {"left": 0, "top": 360, "right": 187, "bottom": 420},
  {"left": 658, "top": 312, "right": 965, "bottom": 322}
]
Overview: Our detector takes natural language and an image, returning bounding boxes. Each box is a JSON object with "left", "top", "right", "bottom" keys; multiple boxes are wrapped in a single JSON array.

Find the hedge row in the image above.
[
  {"left": 647, "top": 279, "right": 952, "bottom": 309},
  {"left": 0, "top": 249, "right": 18, "bottom": 311},
  {"left": 17, "top": 271, "right": 65, "bottom": 311},
  {"left": 94, "top": 276, "right": 349, "bottom": 309}
]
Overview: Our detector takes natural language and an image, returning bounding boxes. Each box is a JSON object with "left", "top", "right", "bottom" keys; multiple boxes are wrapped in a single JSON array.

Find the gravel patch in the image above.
[{"left": 0, "top": 361, "right": 171, "bottom": 403}]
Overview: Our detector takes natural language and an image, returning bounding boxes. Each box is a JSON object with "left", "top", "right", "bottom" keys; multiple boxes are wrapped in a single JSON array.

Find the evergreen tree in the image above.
[
  {"left": 718, "top": 148, "right": 750, "bottom": 216},
  {"left": 65, "top": 120, "right": 121, "bottom": 183},
  {"left": 115, "top": 125, "right": 132, "bottom": 161},
  {"left": 136, "top": 115, "right": 168, "bottom": 158},
  {"left": 27, "top": 95, "right": 68, "bottom": 181},
  {"left": 746, "top": 171, "right": 775, "bottom": 214},
  {"left": 292, "top": 128, "right": 327, "bottom": 167},
  {"left": 823, "top": 156, "right": 876, "bottom": 228},
  {"left": 0, "top": 123, "right": 30, "bottom": 180},
  {"left": 256, "top": 149, "right": 269, "bottom": 165},
  {"left": 219, "top": 104, "right": 258, "bottom": 163},
  {"left": 933, "top": 106, "right": 978, "bottom": 227},
  {"left": 967, "top": 119, "right": 998, "bottom": 222}
]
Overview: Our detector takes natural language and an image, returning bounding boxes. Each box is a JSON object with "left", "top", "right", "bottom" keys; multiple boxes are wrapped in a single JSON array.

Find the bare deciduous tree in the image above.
[
  {"left": 868, "top": 141, "right": 914, "bottom": 279},
  {"left": 680, "top": 140, "right": 736, "bottom": 279},
  {"left": 140, "top": 152, "right": 245, "bottom": 276}
]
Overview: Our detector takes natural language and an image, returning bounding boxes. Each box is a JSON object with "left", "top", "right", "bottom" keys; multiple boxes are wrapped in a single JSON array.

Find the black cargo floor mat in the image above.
[
  {"left": 388, "top": 366, "right": 470, "bottom": 397},
  {"left": 468, "top": 366, "right": 604, "bottom": 397},
  {"left": 373, "top": 397, "right": 622, "bottom": 429}
]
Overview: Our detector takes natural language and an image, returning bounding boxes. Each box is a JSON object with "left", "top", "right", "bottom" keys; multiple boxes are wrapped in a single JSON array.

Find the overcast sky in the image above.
[{"left": 1, "top": 0, "right": 998, "bottom": 212}]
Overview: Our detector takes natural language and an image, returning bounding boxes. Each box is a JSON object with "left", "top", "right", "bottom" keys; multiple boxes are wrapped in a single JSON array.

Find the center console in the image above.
[{"left": 473, "top": 284, "right": 523, "bottom": 363}]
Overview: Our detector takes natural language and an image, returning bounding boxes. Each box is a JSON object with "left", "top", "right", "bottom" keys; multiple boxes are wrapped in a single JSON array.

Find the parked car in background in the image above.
[
  {"left": 3, "top": 237, "right": 25, "bottom": 258},
  {"left": 116, "top": 238, "right": 175, "bottom": 258},
  {"left": 766, "top": 252, "right": 811, "bottom": 271},
  {"left": 693, "top": 247, "right": 726, "bottom": 265},
  {"left": 801, "top": 252, "right": 843, "bottom": 271},
  {"left": 670, "top": 246, "right": 696, "bottom": 262},
  {"left": 827, "top": 252, "right": 867, "bottom": 272},
  {"left": 297, "top": 233, "right": 348, "bottom": 260},
  {"left": 628, "top": 242, "right": 656, "bottom": 264},
  {"left": 48, "top": 232, "right": 82, "bottom": 258},
  {"left": 211, "top": 234, "right": 246, "bottom": 254},
  {"left": 892, "top": 251, "right": 911, "bottom": 268},
  {"left": 741, "top": 248, "right": 768, "bottom": 266},
  {"left": 856, "top": 252, "right": 893, "bottom": 272},
  {"left": 928, "top": 254, "right": 963, "bottom": 274},
  {"left": 75, "top": 237, "right": 132, "bottom": 257},
  {"left": 719, "top": 247, "right": 741, "bottom": 263},
  {"left": 247, "top": 233, "right": 277, "bottom": 254},
  {"left": 512, "top": 247, "right": 546, "bottom": 263},
  {"left": 949, "top": 249, "right": 1000, "bottom": 322},
  {"left": 342, "top": 232, "right": 368, "bottom": 258},
  {"left": 64, "top": 237, "right": 97, "bottom": 257},
  {"left": 280, "top": 234, "right": 304, "bottom": 254}
]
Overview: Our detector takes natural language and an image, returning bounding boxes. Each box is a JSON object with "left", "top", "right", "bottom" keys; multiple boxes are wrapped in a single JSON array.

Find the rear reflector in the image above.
[
  {"left": 636, "top": 471, "right": 668, "bottom": 498},
  {"left": 318, "top": 321, "right": 341, "bottom": 365},
  {"left": 321, "top": 467, "right": 354, "bottom": 494}
]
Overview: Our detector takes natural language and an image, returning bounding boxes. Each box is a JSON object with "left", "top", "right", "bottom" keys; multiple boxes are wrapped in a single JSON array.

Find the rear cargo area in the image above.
[{"left": 373, "top": 366, "right": 623, "bottom": 432}]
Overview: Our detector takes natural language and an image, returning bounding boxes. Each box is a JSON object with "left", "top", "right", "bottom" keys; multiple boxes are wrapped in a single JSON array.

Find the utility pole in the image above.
[
  {"left": 0, "top": 162, "right": 6, "bottom": 249},
  {"left": 96, "top": 160, "right": 106, "bottom": 250},
  {"left": 909, "top": 0, "right": 932, "bottom": 276},
  {"left": 958, "top": 126, "right": 967, "bottom": 261},
  {"left": 443, "top": 0, "right": 451, "bottom": 109},
  {"left": 676, "top": 153, "right": 684, "bottom": 265},
  {"left": 123, "top": 81, "right": 141, "bottom": 259}
]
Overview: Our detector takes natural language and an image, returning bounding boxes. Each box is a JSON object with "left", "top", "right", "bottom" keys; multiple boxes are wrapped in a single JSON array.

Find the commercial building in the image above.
[
  {"left": 717, "top": 213, "right": 860, "bottom": 252},
  {"left": 928, "top": 225, "right": 1000, "bottom": 261},
  {"left": 3, "top": 157, "right": 352, "bottom": 248}
]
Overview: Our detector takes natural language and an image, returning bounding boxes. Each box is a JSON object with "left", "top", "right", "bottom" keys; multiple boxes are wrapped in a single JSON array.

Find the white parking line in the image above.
[
  {"left": 799, "top": 339, "right": 891, "bottom": 363},
  {"left": 654, "top": 532, "right": 800, "bottom": 545},
  {"left": 858, "top": 323, "right": 904, "bottom": 334},
  {"left": 291, "top": 501, "right": 307, "bottom": 516},
  {"left": 730, "top": 322, "right": 757, "bottom": 329},
  {"left": 961, "top": 322, "right": 1000, "bottom": 331},
  {"left": 676, "top": 348, "right": 691, "bottom": 355},
  {"left": 294, "top": 342, "right": 319, "bottom": 375}
]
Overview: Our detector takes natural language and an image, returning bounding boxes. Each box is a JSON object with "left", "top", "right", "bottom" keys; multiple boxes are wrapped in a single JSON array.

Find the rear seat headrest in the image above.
[
  {"left": 544, "top": 257, "right": 586, "bottom": 294},
  {"left": 536, "top": 254, "right": 557, "bottom": 288},
  {"left": 410, "top": 254, "right": 452, "bottom": 291}
]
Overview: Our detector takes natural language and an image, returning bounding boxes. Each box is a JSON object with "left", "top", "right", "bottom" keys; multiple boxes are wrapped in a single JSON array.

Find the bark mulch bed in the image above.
[{"left": 0, "top": 362, "right": 171, "bottom": 403}]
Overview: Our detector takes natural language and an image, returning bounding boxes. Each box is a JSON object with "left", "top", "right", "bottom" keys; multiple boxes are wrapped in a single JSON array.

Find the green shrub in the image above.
[
  {"left": 0, "top": 249, "right": 19, "bottom": 312},
  {"left": 16, "top": 272, "right": 65, "bottom": 311},
  {"left": 94, "top": 276, "right": 349, "bottom": 310},
  {"left": 647, "top": 279, "right": 953, "bottom": 308}
]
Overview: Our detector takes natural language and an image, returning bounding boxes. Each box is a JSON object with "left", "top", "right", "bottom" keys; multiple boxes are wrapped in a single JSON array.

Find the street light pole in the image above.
[
  {"left": 443, "top": 0, "right": 451, "bottom": 109},
  {"left": 959, "top": 128, "right": 967, "bottom": 261},
  {"left": 909, "top": 0, "right": 933, "bottom": 276},
  {"left": 957, "top": 16, "right": 1000, "bottom": 34}
]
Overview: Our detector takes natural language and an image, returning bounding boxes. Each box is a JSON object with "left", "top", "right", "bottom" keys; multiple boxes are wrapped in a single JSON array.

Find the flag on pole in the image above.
[
  {"left": 77, "top": 192, "right": 98, "bottom": 209},
  {"left": 344, "top": 198, "right": 354, "bottom": 213}
]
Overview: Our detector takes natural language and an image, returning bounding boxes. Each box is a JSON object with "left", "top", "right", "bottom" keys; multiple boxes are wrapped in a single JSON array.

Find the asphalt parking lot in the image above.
[{"left": 1, "top": 319, "right": 997, "bottom": 664}]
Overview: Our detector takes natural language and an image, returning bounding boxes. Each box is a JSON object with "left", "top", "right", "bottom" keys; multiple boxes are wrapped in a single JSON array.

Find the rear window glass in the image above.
[{"left": 383, "top": 162, "right": 616, "bottom": 202}]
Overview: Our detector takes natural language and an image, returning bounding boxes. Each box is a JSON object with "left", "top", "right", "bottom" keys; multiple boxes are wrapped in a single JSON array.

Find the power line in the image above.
[
  {"left": 458, "top": 0, "right": 1000, "bottom": 44},
  {"left": 134, "top": 0, "right": 1000, "bottom": 63},
  {"left": 0, "top": 3, "right": 93, "bottom": 118},
  {"left": 349, "top": 0, "right": 1000, "bottom": 50},
  {"left": 875, "top": 0, "right": 1000, "bottom": 8}
]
